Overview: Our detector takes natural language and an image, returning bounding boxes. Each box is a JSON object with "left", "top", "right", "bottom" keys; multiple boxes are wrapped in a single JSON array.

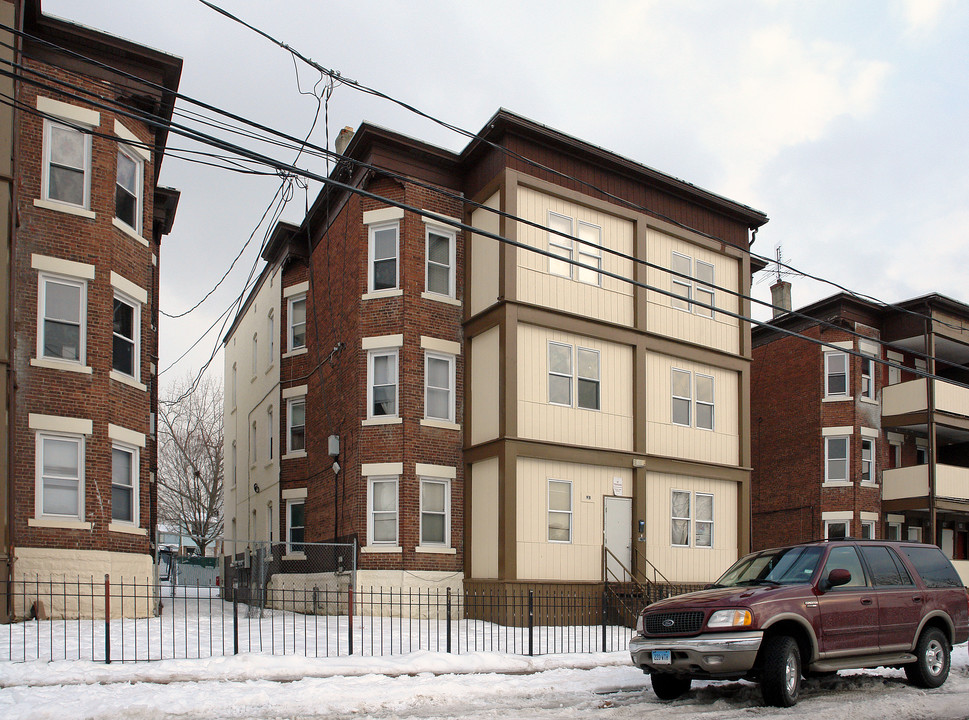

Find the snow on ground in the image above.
[{"left": 1, "top": 644, "right": 967, "bottom": 719}]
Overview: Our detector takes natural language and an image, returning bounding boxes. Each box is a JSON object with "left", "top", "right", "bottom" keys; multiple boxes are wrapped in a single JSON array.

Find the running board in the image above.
[{"left": 810, "top": 652, "right": 916, "bottom": 672}]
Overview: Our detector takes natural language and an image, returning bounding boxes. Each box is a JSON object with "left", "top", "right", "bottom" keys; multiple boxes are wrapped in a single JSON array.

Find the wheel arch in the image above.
[
  {"left": 915, "top": 611, "right": 955, "bottom": 647},
  {"left": 759, "top": 614, "right": 818, "bottom": 666}
]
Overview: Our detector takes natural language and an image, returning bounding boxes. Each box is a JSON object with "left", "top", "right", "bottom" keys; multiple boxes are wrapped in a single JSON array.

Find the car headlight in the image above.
[
  {"left": 636, "top": 613, "right": 644, "bottom": 634},
  {"left": 707, "top": 609, "right": 752, "bottom": 628}
]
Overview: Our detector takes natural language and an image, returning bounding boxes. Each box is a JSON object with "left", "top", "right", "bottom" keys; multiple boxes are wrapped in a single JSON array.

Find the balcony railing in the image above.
[
  {"left": 882, "top": 463, "right": 969, "bottom": 503},
  {"left": 882, "top": 378, "right": 969, "bottom": 419}
]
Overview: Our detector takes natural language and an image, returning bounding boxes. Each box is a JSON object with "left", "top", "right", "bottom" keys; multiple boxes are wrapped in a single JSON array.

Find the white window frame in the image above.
[
  {"left": 110, "top": 442, "right": 138, "bottom": 525},
  {"left": 576, "top": 221, "right": 602, "bottom": 286},
  {"left": 115, "top": 144, "right": 143, "bottom": 233},
  {"left": 42, "top": 118, "right": 92, "bottom": 209},
  {"left": 287, "top": 397, "right": 306, "bottom": 454},
  {"left": 824, "top": 520, "right": 849, "bottom": 539},
  {"left": 694, "top": 261, "right": 715, "bottom": 318},
  {"left": 887, "top": 522, "right": 902, "bottom": 541},
  {"left": 671, "top": 489, "right": 691, "bottom": 547},
  {"left": 112, "top": 291, "right": 140, "bottom": 379},
  {"left": 425, "top": 225, "right": 456, "bottom": 298},
  {"left": 250, "top": 421, "right": 257, "bottom": 465},
  {"left": 367, "top": 348, "right": 399, "bottom": 419},
  {"left": 861, "top": 438, "right": 875, "bottom": 484},
  {"left": 547, "top": 479, "right": 573, "bottom": 543},
  {"left": 825, "top": 436, "right": 850, "bottom": 483},
  {"left": 368, "top": 221, "right": 399, "bottom": 293},
  {"left": 368, "top": 476, "right": 399, "bottom": 546},
  {"left": 695, "top": 492, "right": 714, "bottom": 548},
  {"left": 251, "top": 333, "right": 258, "bottom": 377},
  {"left": 576, "top": 347, "right": 600, "bottom": 411},
  {"left": 547, "top": 211, "right": 574, "bottom": 279},
  {"left": 424, "top": 351, "right": 455, "bottom": 423},
  {"left": 695, "top": 373, "right": 715, "bottom": 431},
  {"left": 548, "top": 341, "right": 573, "bottom": 407},
  {"left": 38, "top": 273, "right": 86, "bottom": 365},
  {"left": 267, "top": 309, "right": 275, "bottom": 367},
  {"left": 671, "top": 252, "right": 692, "bottom": 312},
  {"left": 288, "top": 294, "right": 306, "bottom": 351},
  {"left": 907, "top": 526, "right": 923, "bottom": 542},
  {"left": 419, "top": 477, "right": 451, "bottom": 547},
  {"left": 824, "top": 351, "right": 849, "bottom": 398},
  {"left": 671, "top": 369, "right": 692, "bottom": 427},
  {"left": 861, "top": 356, "right": 875, "bottom": 400},
  {"left": 286, "top": 498, "right": 305, "bottom": 554},
  {"left": 230, "top": 441, "right": 237, "bottom": 489},
  {"left": 231, "top": 363, "right": 237, "bottom": 409},
  {"left": 36, "top": 432, "right": 84, "bottom": 520},
  {"left": 266, "top": 406, "right": 274, "bottom": 462},
  {"left": 861, "top": 520, "right": 875, "bottom": 539}
]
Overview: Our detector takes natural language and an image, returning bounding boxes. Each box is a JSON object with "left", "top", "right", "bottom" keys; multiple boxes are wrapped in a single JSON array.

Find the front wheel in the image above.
[
  {"left": 760, "top": 635, "right": 801, "bottom": 707},
  {"left": 650, "top": 672, "right": 692, "bottom": 700},
  {"left": 905, "top": 628, "right": 950, "bottom": 688}
]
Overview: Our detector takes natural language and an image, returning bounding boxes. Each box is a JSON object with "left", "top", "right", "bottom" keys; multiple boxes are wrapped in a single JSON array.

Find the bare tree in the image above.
[{"left": 158, "top": 373, "right": 223, "bottom": 555}]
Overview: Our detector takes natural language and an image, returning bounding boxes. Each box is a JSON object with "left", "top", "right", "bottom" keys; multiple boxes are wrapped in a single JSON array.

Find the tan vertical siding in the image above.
[
  {"left": 470, "top": 193, "right": 500, "bottom": 316},
  {"left": 470, "top": 327, "right": 500, "bottom": 445},
  {"left": 470, "top": 458, "right": 500, "bottom": 578}
]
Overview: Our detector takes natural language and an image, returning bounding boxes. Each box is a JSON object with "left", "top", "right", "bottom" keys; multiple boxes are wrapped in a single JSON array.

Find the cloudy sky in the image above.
[{"left": 43, "top": 0, "right": 969, "bottom": 386}]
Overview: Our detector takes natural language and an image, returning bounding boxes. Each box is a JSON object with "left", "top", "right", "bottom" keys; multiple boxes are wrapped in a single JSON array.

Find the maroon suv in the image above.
[{"left": 629, "top": 540, "right": 969, "bottom": 707}]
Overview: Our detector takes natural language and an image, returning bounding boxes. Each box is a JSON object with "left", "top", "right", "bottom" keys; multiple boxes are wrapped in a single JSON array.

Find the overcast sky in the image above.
[{"left": 43, "top": 0, "right": 969, "bottom": 387}]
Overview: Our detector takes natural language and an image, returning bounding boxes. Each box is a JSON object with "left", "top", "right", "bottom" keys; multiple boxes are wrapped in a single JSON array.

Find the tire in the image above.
[
  {"left": 904, "top": 627, "right": 950, "bottom": 689},
  {"left": 760, "top": 635, "right": 801, "bottom": 707},
  {"left": 650, "top": 672, "right": 692, "bottom": 701}
]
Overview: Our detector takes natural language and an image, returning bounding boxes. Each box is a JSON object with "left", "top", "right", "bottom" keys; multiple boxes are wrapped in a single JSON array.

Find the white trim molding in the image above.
[
  {"left": 108, "top": 423, "right": 146, "bottom": 448},
  {"left": 420, "top": 336, "right": 460, "bottom": 355},
  {"left": 283, "top": 281, "right": 309, "bottom": 298},
  {"left": 362, "top": 334, "right": 404, "bottom": 350},
  {"left": 110, "top": 271, "right": 148, "bottom": 304},
  {"left": 28, "top": 414, "right": 92, "bottom": 435},
  {"left": 362, "top": 462, "right": 403, "bottom": 477},
  {"left": 415, "top": 463, "right": 457, "bottom": 479},
  {"left": 31, "top": 254, "right": 95, "bottom": 279},
  {"left": 822, "top": 426, "right": 854, "bottom": 436},
  {"left": 363, "top": 207, "right": 404, "bottom": 225},
  {"left": 37, "top": 96, "right": 99, "bottom": 127}
]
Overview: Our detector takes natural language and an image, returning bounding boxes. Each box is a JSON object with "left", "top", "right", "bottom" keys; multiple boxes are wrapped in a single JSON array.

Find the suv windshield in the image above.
[{"left": 715, "top": 545, "right": 824, "bottom": 587}]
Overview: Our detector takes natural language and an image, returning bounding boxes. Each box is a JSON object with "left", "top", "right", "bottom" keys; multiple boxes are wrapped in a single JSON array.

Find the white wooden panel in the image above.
[
  {"left": 470, "top": 193, "right": 500, "bottom": 316},
  {"left": 515, "top": 457, "right": 632, "bottom": 581},
  {"left": 471, "top": 458, "right": 500, "bottom": 578},
  {"left": 516, "top": 186, "right": 634, "bottom": 326},
  {"left": 470, "top": 327, "right": 500, "bottom": 445},
  {"left": 643, "top": 472, "right": 738, "bottom": 583},
  {"left": 517, "top": 324, "right": 634, "bottom": 451}
]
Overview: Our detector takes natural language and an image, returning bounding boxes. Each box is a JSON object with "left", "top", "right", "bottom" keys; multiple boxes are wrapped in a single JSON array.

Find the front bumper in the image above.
[{"left": 629, "top": 630, "right": 764, "bottom": 677}]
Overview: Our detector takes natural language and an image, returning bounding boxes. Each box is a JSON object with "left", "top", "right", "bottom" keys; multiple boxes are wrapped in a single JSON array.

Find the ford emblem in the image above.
[{"left": 662, "top": 618, "right": 675, "bottom": 627}]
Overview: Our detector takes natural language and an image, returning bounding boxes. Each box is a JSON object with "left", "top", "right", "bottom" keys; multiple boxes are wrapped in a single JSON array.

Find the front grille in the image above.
[{"left": 644, "top": 610, "right": 704, "bottom": 635}]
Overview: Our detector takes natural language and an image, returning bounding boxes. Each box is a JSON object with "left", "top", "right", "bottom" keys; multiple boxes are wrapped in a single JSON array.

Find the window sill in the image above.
[
  {"left": 420, "top": 418, "right": 461, "bottom": 431},
  {"left": 112, "top": 217, "right": 149, "bottom": 247},
  {"left": 360, "top": 545, "right": 402, "bottom": 554},
  {"left": 420, "top": 292, "right": 461, "bottom": 307},
  {"left": 108, "top": 523, "right": 147, "bottom": 536},
  {"left": 416, "top": 546, "right": 456, "bottom": 555},
  {"left": 363, "top": 416, "right": 402, "bottom": 427},
  {"left": 264, "top": 461, "right": 275, "bottom": 470},
  {"left": 34, "top": 198, "right": 95, "bottom": 220},
  {"left": 250, "top": 375, "right": 258, "bottom": 384},
  {"left": 282, "top": 347, "right": 308, "bottom": 359},
  {"left": 29, "top": 517, "right": 92, "bottom": 531},
  {"left": 264, "top": 364, "right": 275, "bottom": 376},
  {"left": 283, "top": 450, "right": 307, "bottom": 460},
  {"left": 30, "top": 358, "right": 92, "bottom": 374},
  {"left": 110, "top": 370, "right": 147, "bottom": 391},
  {"left": 859, "top": 397, "right": 879, "bottom": 406},
  {"left": 283, "top": 553, "right": 306, "bottom": 561},
  {"left": 822, "top": 396, "right": 853, "bottom": 403},
  {"left": 860, "top": 481, "right": 879, "bottom": 488},
  {"left": 361, "top": 288, "right": 402, "bottom": 301},
  {"left": 822, "top": 481, "right": 852, "bottom": 488}
]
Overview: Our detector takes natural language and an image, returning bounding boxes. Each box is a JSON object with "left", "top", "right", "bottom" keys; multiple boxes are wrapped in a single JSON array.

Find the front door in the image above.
[
  {"left": 816, "top": 545, "right": 880, "bottom": 657},
  {"left": 604, "top": 496, "right": 632, "bottom": 582}
]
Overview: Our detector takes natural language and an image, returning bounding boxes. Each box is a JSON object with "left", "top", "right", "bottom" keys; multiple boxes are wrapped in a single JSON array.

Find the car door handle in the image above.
[
  {"left": 913, "top": 596, "right": 923, "bottom": 603},
  {"left": 860, "top": 598, "right": 873, "bottom": 605}
]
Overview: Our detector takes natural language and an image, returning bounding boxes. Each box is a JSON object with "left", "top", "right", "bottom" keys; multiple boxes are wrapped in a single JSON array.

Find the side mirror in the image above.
[{"left": 820, "top": 568, "right": 851, "bottom": 591}]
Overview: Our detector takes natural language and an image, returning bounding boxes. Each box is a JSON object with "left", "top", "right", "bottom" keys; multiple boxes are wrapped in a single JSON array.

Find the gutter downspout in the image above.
[{"left": 925, "top": 304, "right": 938, "bottom": 547}]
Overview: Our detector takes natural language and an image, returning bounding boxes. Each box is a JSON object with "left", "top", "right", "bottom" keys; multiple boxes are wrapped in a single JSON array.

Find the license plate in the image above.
[{"left": 651, "top": 650, "right": 672, "bottom": 665}]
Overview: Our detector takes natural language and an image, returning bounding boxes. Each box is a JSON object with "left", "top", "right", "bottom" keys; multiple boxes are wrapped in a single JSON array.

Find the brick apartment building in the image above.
[
  {"left": 0, "top": 0, "right": 181, "bottom": 620},
  {"left": 752, "top": 286, "right": 969, "bottom": 583},
  {"left": 223, "top": 110, "right": 769, "bottom": 597}
]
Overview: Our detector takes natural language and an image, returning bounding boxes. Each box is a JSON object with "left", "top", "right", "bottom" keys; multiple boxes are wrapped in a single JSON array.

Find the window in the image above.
[
  {"left": 251, "top": 334, "right": 258, "bottom": 376},
  {"left": 822, "top": 546, "right": 867, "bottom": 587},
  {"left": 287, "top": 500, "right": 305, "bottom": 553},
  {"left": 825, "top": 436, "right": 849, "bottom": 482},
  {"left": 547, "top": 342, "right": 600, "bottom": 410},
  {"left": 112, "top": 294, "right": 139, "bottom": 377},
  {"left": 250, "top": 421, "right": 257, "bottom": 464},
  {"left": 861, "top": 357, "right": 874, "bottom": 399},
  {"left": 861, "top": 438, "right": 874, "bottom": 483},
  {"left": 420, "top": 478, "right": 450, "bottom": 546},
  {"left": 37, "top": 433, "right": 83, "bottom": 519},
  {"left": 425, "top": 352, "right": 455, "bottom": 422},
  {"left": 231, "top": 364, "right": 237, "bottom": 409},
  {"left": 695, "top": 374, "right": 714, "bottom": 430},
  {"left": 671, "top": 490, "right": 691, "bottom": 546},
  {"left": 576, "top": 222, "right": 602, "bottom": 286},
  {"left": 231, "top": 441, "right": 237, "bottom": 488},
  {"left": 115, "top": 145, "right": 143, "bottom": 232},
  {"left": 287, "top": 398, "right": 305, "bottom": 453},
  {"left": 547, "top": 479, "right": 572, "bottom": 543},
  {"left": 861, "top": 520, "right": 875, "bottom": 539},
  {"left": 825, "top": 352, "right": 848, "bottom": 397},
  {"left": 694, "top": 261, "right": 715, "bottom": 318},
  {"left": 548, "top": 342, "right": 572, "bottom": 406},
  {"left": 369, "top": 222, "right": 399, "bottom": 292},
  {"left": 695, "top": 493, "right": 713, "bottom": 547},
  {"left": 671, "top": 369, "right": 692, "bottom": 426},
  {"left": 368, "top": 349, "right": 398, "bottom": 418},
  {"left": 288, "top": 295, "right": 306, "bottom": 350},
  {"left": 824, "top": 520, "right": 848, "bottom": 539},
  {"left": 887, "top": 522, "right": 901, "bottom": 541},
  {"left": 111, "top": 445, "right": 137, "bottom": 523},
  {"left": 369, "top": 477, "right": 398, "bottom": 545},
  {"left": 39, "top": 274, "right": 85, "bottom": 363},
  {"left": 43, "top": 120, "right": 91, "bottom": 208},
  {"left": 267, "top": 407, "right": 274, "bottom": 461},
  {"left": 426, "top": 227, "right": 455, "bottom": 297},
  {"left": 547, "top": 212, "right": 573, "bottom": 278},
  {"left": 916, "top": 446, "right": 928, "bottom": 465},
  {"left": 671, "top": 253, "right": 692, "bottom": 311},
  {"left": 267, "top": 310, "right": 274, "bottom": 365},
  {"left": 907, "top": 526, "right": 923, "bottom": 542},
  {"left": 860, "top": 546, "right": 912, "bottom": 586},
  {"left": 576, "top": 348, "right": 600, "bottom": 410}
]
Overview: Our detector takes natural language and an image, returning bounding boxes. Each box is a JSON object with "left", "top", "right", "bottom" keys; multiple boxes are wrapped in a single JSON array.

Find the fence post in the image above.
[
  {"left": 104, "top": 574, "right": 111, "bottom": 664},
  {"left": 348, "top": 586, "right": 354, "bottom": 656},
  {"left": 601, "top": 588, "right": 607, "bottom": 653},
  {"left": 232, "top": 581, "right": 239, "bottom": 655},
  {"left": 446, "top": 587, "right": 452, "bottom": 654},
  {"left": 527, "top": 589, "right": 534, "bottom": 657}
]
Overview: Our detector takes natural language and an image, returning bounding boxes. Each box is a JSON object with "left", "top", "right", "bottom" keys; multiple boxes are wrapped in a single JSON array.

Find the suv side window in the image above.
[
  {"left": 901, "top": 546, "right": 964, "bottom": 588},
  {"left": 860, "top": 545, "right": 914, "bottom": 586},
  {"left": 822, "top": 546, "right": 869, "bottom": 587}
]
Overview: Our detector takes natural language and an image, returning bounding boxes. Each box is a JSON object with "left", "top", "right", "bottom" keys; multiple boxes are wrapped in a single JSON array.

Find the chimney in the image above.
[
  {"left": 335, "top": 126, "right": 354, "bottom": 155},
  {"left": 771, "top": 280, "right": 792, "bottom": 318}
]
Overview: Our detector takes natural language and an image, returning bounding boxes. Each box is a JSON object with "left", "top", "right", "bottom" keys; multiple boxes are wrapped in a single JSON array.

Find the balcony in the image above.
[
  {"left": 882, "top": 378, "right": 969, "bottom": 421},
  {"left": 882, "top": 464, "right": 969, "bottom": 504}
]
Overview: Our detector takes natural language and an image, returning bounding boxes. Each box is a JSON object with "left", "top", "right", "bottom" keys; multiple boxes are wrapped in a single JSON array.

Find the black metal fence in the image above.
[{"left": 0, "top": 576, "right": 641, "bottom": 663}]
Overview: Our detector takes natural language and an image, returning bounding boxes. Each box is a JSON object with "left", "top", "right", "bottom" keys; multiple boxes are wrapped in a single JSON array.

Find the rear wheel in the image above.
[
  {"left": 905, "top": 627, "right": 950, "bottom": 688},
  {"left": 760, "top": 635, "right": 801, "bottom": 707},
  {"left": 650, "top": 672, "right": 692, "bottom": 700}
]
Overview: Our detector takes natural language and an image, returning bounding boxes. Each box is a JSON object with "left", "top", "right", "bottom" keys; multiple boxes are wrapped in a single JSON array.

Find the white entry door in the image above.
[{"left": 604, "top": 496, "right": 632, "bottom": 582}]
